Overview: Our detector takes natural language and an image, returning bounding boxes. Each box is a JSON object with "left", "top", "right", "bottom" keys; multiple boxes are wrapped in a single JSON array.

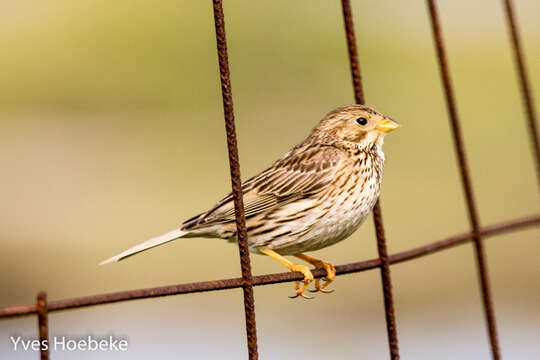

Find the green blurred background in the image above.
[{"left": 1, "top": 0, "right": 539, "bottom": 359}]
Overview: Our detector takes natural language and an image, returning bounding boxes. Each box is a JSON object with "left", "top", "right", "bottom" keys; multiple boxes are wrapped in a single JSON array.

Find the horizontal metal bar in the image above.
[{"left": 1, "top": 214, "right": 538, "bottom": 319}]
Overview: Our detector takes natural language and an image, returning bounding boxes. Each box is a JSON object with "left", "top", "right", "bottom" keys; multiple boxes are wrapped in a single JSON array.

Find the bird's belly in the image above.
[
  {"left": 255, "top": 182, "right": 380, "bottom": 255},
  {"left": 296, "top": 198, "right": 374, "bottom": 252}
]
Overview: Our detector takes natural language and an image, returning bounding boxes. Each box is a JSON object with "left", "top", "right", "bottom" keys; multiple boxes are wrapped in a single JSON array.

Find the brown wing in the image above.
[{"left": 181, "top": 144, "right": 344, "bottom": 230}]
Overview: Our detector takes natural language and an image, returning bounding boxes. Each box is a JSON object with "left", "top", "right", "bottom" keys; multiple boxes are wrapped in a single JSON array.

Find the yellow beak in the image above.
[{"left": 375, "top": 118, "right": 400, "bottom": 133}]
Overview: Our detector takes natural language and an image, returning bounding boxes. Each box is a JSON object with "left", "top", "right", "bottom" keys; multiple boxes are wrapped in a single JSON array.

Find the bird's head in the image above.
[{"left": 312, "top": 105, "right": 400, "bottom": 151}]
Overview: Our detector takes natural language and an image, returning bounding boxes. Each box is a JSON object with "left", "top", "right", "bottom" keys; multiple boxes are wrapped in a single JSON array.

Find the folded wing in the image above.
[{"left": 182, "top": 144, "right": 344, "bottom": 230}]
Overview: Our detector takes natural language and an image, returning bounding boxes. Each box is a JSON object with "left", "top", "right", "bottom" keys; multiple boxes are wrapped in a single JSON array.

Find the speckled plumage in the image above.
[
  {"left": 183, "top": 136, "right": 384, "bottom": 255},
  {"left": 181, "top": 105, "right": 388, "bottom": 255},
  {"left": 100, "top": 104, "right": 399, "bottom": 296}
]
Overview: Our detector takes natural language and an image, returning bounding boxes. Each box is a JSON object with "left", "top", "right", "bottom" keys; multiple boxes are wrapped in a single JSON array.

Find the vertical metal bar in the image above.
[
  {"left": 341, "top": 0, "right": 365, "bottom": 105},
  {"left": 211, "top": 1, "right": 259, "bottom": 359},
  {"left": 36, "top": 291, "right": 49, "bottom": 360},
  {"left": 426, "top": 1, "right": 501, "bottom": 359},
  {"left": 502, "top": 0, "right": 540, "bottom": 189},
  {"left": 340, "top": 1, "right": 400, "bottom": 358}
]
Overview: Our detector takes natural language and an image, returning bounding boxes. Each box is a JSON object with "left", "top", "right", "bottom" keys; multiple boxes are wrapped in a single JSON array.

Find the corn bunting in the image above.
[{"left": 100, "top": 105, "right": 399, "bottom": 298}]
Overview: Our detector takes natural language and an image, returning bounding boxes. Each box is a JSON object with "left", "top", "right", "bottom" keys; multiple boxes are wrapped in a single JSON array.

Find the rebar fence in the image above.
[{"left": 1, "top": 1, "right": 539, "bottom": 359}]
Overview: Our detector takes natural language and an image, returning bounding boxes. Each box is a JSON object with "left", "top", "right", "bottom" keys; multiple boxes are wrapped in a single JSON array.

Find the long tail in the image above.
[{"left": 99, "top": 229, "right": 188, "bottom": 265}]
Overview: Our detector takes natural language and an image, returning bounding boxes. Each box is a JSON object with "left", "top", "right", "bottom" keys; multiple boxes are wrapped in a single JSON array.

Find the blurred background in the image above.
[{"left": 1, "top": 0, "right": 539, "bottom": 359}]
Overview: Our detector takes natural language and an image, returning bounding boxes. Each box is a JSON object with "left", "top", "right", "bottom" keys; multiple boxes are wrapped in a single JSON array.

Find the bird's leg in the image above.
[
  {"left": 293, "top": 253, "right": 336, "bottom": 293},
  {"left": 260, "top": 249, "right": 314, "bottom": 299}
]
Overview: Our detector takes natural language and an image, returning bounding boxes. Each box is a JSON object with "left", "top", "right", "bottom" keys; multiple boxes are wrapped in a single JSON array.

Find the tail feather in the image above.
[{"left": 99, "top": 229, "right": 187, "bottom": 265}]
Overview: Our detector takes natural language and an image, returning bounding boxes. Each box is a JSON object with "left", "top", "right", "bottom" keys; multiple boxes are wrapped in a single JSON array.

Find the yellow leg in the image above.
[
  {"left": 293, "top": 253, "right": 336, "bottom": 293},
  {"left": 260, "top": 249, "right": 314, "bottom": 299}
]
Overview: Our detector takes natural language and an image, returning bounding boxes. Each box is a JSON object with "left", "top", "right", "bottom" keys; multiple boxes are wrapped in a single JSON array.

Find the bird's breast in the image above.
[
  {"left": 239, "top": 151, "right": 385, "bottom": 255},
  {"left": 295, "top": 154, "right": 383, "bottom": 250}
]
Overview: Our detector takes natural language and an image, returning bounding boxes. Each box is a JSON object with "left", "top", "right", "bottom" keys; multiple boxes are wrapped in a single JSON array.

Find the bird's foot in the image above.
[
  {"left": 287, "top": 264, "right": 314, "bottom": 299},
  {"left": 308, "top": 260, "right": 336, "bottom": 293},
  {"left": 259, "top": 249, "right": 316, "bottom": 299}
]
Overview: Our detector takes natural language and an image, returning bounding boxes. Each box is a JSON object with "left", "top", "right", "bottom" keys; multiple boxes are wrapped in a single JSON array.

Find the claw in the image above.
[
  {"left": 309, "top": 278, "right": 335, "bottom": 293},
  {"left": 258, "top": 249, "right": 315, "bottom": 299},
  {"left": 318, "top": 262, "right": 336, "bottom": 292},
  {"left": 287, "top": 265, "right": 314, "bottom": 299},
  {"left": 293, "top": 254, "right": 336, "bottom": 294},
  {"left": 308, "top": 278, "right": 321, "bottom": 293},
  {"left": 290, "top": 281, "right": 314, "bottom": 299},
  {"left": 289, "top": 291, "right": 314, "bottom": 299},
  {"left": 318, "top": 287, "right": 334, "bottom": 294}
]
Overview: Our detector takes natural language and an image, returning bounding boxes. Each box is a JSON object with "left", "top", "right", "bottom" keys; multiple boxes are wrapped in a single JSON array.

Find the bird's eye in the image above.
[{"left": 356, "top": 117, "right": 368, "bottom": 126}]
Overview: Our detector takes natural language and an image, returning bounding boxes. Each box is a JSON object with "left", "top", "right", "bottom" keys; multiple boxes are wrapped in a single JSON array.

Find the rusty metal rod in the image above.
[
  {"left": 341, "top": 0, "right": 400, "bottom": 358},
  {"left": 2, "top": 216, "right": 536, "bottom": 320},
  {"left": 2, "top": 215, "right": 536, "bottom": 318},
  {"left": 36, "top": 291, "right": 49, "bottom": 360},
  {"left": 341, "top": 0, "right": 365, "bottom": 105},
  {"left": 211, "top": 0, "right": 258, "bottom": 359},
  {"left": 426, "top": 1, "right": 501, "bottom": 358},
  {"left": 502, "top": 0, "right": 540, "bottom": 189}
]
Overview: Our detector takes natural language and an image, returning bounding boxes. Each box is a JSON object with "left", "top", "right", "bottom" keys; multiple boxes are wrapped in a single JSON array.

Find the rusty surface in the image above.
[
  {"left": 341, "top": 0, "right": 365, "bottom": 105},
  {"left": 36, "top": 291, "right": 49, "bottom": 360},
  {"left": 341, "top": 0, "right": 400, "bottom": 358},
  {"left": 212, "top": 0, "right": 259, "bottom": 359},
  {"left": 1, "top": 215, "right": 537, "bottom": 320},
  {"left": 426, "top": 1, "right": 500, "bottom": 358},
  {"left": 502, "top": 0, "right": 540, "bottom": 189}
]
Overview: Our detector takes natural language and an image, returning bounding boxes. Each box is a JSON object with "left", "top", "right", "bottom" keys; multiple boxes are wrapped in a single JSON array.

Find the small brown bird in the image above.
[{"left": 100, "top": 105, "right": 399, "bottom": 298}]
